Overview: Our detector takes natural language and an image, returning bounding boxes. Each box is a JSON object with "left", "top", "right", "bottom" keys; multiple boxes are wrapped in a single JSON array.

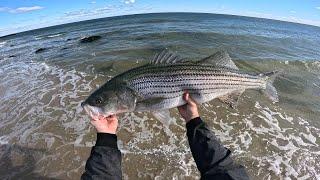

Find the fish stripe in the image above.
[
  {"left": 143, "top": 87, "right": 239, "bottom": 95},
  {"left": 128, "top": 70, "right": 258, "bottom": 79},
  {"left": 123, "top": 65, "right": 259, "bottom": 80},
  {"left": 130, "top": 76, "right": 264, "bottom": 88},
  {"left": 131, "top": 78, "right": 263, "bottom": 85},
  {"left": 136, "top": 82, "right": 262, "bottom": 89},
  {"left": 129, "top": 73, "right": 260, "bottom": 81}
]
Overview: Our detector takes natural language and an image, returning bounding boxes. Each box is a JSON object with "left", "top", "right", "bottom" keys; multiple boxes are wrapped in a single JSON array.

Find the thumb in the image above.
[{"left": 184, "top": 92, "right": 197, "bottom": 105}]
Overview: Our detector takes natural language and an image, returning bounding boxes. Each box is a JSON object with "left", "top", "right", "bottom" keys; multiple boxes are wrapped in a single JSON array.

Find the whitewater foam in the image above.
[{"left": 0, "top": 41, "right": 6, "bottom": 48}]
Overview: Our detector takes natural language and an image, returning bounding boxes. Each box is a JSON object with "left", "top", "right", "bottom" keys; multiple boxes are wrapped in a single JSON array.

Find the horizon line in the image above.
[{"left": 1, "top": 11, "right": 320, "bottom": 38}]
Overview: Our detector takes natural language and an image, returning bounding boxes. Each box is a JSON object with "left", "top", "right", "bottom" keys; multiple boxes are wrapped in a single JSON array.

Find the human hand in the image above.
[
  {"left": 177, "top": 92, "right": 199, "bottom": 123},
  {"left": 90, "top": 115, "right": 118, "bottom": 134}
]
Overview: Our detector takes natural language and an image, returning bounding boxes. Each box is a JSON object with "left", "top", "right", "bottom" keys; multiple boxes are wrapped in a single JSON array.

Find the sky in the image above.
[{"left": 1, "top": 0, "right": 320, "bottom": 36}]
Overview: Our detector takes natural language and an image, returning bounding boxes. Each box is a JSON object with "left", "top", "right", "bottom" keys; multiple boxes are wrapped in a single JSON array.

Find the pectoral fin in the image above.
[{"left": 218, "top": 90, "right": 244, "bottom": 109}]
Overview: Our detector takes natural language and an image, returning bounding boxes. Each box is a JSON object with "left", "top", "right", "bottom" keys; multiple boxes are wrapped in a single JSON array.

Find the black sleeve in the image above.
[
  {"left": 81, "top": 133, "right": 122, "bottom": 180},
  {"left": 186, "top": 117, "right": 250, "bottom": 180}
]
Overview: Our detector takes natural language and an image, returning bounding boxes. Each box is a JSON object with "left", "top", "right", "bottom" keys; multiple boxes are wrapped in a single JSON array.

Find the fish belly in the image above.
[{"left": 134, "top": 89, "right": 237, "bottom": 111}]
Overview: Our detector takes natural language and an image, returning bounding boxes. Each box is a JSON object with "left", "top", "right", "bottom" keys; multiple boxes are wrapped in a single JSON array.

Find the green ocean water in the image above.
[{"left": 0, "top": 13, "right": 319, "bottom": 179}]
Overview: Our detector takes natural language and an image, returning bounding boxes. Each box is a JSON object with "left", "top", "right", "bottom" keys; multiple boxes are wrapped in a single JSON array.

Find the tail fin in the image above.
[{"left": 261, "top": 71, "right": 280, "bottom": 103}]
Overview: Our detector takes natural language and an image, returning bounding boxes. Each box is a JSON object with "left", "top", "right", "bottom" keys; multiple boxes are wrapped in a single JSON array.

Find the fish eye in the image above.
[{"left": 96, "top": 97, "right": 103, "bottom": 104}]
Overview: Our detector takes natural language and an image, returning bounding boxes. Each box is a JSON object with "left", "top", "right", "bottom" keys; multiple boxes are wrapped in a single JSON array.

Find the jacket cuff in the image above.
[
  {"left": 95, "top": 133, "right": 118, "bottom": 149},
  {"left": 186, "top": 117, "right": 203, "bottom": 131}
]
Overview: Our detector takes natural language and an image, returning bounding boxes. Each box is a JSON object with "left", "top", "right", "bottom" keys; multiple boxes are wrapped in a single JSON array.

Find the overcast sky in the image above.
[{"left": 1, "top": 0, "right": 320, "bottom": 36}]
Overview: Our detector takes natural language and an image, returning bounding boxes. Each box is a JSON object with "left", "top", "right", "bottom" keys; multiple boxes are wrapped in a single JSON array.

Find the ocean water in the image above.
[{"left": 0, "top": 13, "right": 319, "bottom": 179}]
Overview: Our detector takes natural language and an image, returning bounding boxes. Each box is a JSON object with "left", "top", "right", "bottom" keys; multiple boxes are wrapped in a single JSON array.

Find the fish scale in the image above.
[
  {"left": 82, "top": 50, "right": 279, "bottom": 119},
  {"left": 124, "top": 64, "right": 265, "bottom": 101}
]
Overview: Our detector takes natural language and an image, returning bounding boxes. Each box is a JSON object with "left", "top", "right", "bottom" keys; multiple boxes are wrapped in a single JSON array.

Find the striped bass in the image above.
[{"left": 81, "top": 50, "right": 279, "bottom": 120}]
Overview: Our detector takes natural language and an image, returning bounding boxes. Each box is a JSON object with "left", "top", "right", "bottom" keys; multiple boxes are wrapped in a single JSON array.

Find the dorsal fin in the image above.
[
  {"left": 198, "top": 50, "right": 238, "bottom": 70},
  {"left": 150, "top": 50, "right": 185, "bottom": 64}
]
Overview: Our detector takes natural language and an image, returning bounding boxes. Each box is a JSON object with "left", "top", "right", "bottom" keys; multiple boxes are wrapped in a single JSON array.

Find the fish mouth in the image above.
[{"left": 82, "top": 104, "right": 112, "bottom": 120}]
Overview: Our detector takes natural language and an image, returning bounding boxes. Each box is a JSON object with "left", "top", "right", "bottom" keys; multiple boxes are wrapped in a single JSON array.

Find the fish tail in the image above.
[{"left": 260, "top": 71, "right": 281, "bottom": 103}]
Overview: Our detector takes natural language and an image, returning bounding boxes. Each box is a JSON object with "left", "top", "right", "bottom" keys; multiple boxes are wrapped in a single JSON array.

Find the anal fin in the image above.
[
  {"left": 218, "top": 90, "right": 244, "bottom": 109},
  {"left": 152, "top": 110, "right": 173, "bottom": 127}
]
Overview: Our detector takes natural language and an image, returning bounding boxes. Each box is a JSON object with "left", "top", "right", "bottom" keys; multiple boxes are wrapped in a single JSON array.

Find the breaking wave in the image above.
[{"left": 0, "top": 41, "right": 6, "bottom": 48}]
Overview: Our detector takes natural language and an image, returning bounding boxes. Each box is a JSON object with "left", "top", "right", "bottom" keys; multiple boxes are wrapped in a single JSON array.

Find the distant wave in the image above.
[
  {"left": 0, "top": 41, "right": 7, "bottom": 48},
  {"left": 34, "top": 33, "right": 64, "bottom": 40},
  {"left": 47, "top": 33, "right": 63, "bottom": 38},
  {"left": 34, "top": 36, "right": 43, "bottom": 40}
]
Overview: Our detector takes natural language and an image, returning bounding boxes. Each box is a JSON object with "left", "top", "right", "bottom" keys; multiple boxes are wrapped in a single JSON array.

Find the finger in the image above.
[
  {"left": 183, "top": 92, "right": 189, "bottom": 101},
  {"left": 183, "top": 91, "right": 191, "bottom": 101},
  {"left": 184, "top": 92, "right": 197, "bottom": 105}
]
